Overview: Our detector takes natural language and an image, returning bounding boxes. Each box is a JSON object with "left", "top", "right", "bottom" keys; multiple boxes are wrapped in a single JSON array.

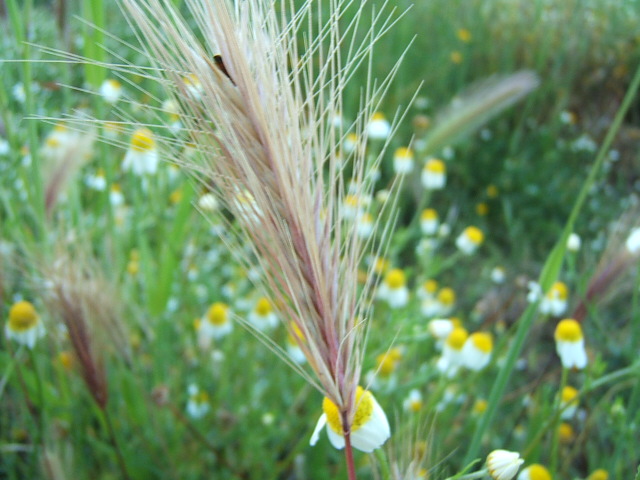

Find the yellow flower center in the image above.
[
  {"left": 344, "top": 195, "right": 360, "bottom": 208},
  {"left": 394, "top": 147, "right": 413, "bottom": 159},
  {"left": 104, "top": 122, "right": 122, "bottom": 135},
  {"left": 170, "top": 189, "right": 183, "bottom": 205},
  {"left": 376, "top": 354, "right": 397, "bottom": 376},
  {"left": 183, "top": 74, "right": 201, "bottom": 88},
  {"left": 561, "top": 385, "right": 579, "bottom": 403},
  {"left": 8, "top": 301, "right": 38, "bottom": 332},
  {"left": 410, "top": 399, "right": 422, "bottom": 412},
  {"left": 360, "top": 212, "right": 373, "bottom": 224},
  {"left": 207, "top": 302, "right": 229, "bottom": 326},
  {"left": 388, "top": 347, "right": 402, "bottom": 361},
  {"left": 438, "top": 287, "right": 455, "bottom": 305},
  {"left": 555, "top": 319, "right": 583, "bottom": 342},
  {"left": 475, "top": 202, "right": 489, "bottom": 216},
  {"left": 373, "top": 257, "right": 389, "bottom": 275},
  {"left": 385, "top": 269, "right": 406, "bottom": 289},
  {"left": 58, "top": 351, "right": 74, "bottom": 370},
  {"left": 106, "top": 79, "right": 122, "bottom": 90},
  {"left": 376, "top": 348, "right": 402, "bottom": 376},
  {"left": 487, "top": 184, "right": 499, "bottom": 198},
  {"left": 446, "top": 327, "right": 468, "bottom": 350},
  {"left": 371, "top": 112, "right": 386, "bottom": 122},
  {"left": 322, "top": 386, "right": 374, "bottom": 434},
  {"left": 46, "top": 137, "right": 61, "bottom": 148},
  {"left": 558, "top": 422, "right": 574, "bottom": 443},
  {"left": 421, "top": 209, "right": 438, "bottom": 221},
  {"left": 255, "top": 297, "right": 272, "bottom": 316},
  {"left": 549, "top": 281, "right": 568, "bottom": 299},
  {"left": 472, "top": 399, "right": 487, "bottom": 414},
  {"left": 471, "top": 332, "right": 493, "bottom": 353},
  {"left": 588, "top": 469, "right": 609, "bottom": 480},
  {"left": 527, "top": 464, "right": 551, "bottom": 480},
  {"left": 457, "top": 28, "right": 471, "bottom": 42},
  {"left": 192, "top": 391, "right": 209, "bottom": 404},
  {"left": 425, "top": 158, "right": 445, "bottom": 173},
  {"left": 130, "top": 128, "right": 155, "bottom": 152},
  {"left": 287, "top": 323, "right": 305, "bottom": 345},
  {"left": 423, "top": 279, "right": 438, "bottom": 294},
  {"left": 464, "top": 226, "right": 484, "bottom": 245}
]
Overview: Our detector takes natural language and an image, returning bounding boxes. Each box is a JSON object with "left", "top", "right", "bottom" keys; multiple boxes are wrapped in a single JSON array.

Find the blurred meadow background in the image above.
[{"left": 2, "top": 0, "right": 640, "bottom": 479}]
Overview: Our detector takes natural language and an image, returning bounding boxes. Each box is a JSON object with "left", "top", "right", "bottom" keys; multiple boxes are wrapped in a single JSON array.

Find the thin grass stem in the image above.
[
  {"left": 102, "top": 407, "right": 133, "bottom": 480},
  {"left": 549, "top": 367, "right": 568, "bottom": 478},
  {"left": 6, "top": 0, "right": 46, "bottom": 238},
  {"left": 344, "top": 429, "right": 357, "bottom": 480}
]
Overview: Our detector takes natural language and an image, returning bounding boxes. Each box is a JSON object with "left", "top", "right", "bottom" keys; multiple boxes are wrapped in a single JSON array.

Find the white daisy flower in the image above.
[
  {"left": 5, "top": 300, "right": 45, "bottom": 349},
  {"left": 377, "top": 269, "right": 409, "bottom": 308},
  {"left": 554, "top": 318, "right": 587, "bottom": 369},
  {"left": 462, "top": 332, "right": 493, "bottom": 371},
  {"left": 366, "top": 112, "right": 391, "bottom": 140},
  {"left": 436, "top": 327, "right": 468, "bottom": 377},
  {"left": 402, "top": 389, "right": 423, "bottom": 413},
  {"left": 247, "top": 297, "right": 278, "bottom": 331},
  {"left": 420, "top": 208, "right": 439, "bottom": 235},
  {"left": 539, "top": 281, "right": 569, "bottom": 316},
  {"left": 560, "top": 385, "right": 579, "bottom": 419},
  {"left": 421, "top": 158, "right": 446, "bottom": 190},
  {"left": 186, "top": 384, "right": 210, "bottom": 419},
  {"left": 486, "top": 449, "right": 523, "bottom": 480},
  {"left": 122, "top": 128, "right": 159, "bottom": 175},
  {"left": 393, "top": 147, "right": 414, "bottom": 175},
  {"left": 566, "top": 233, "right": 581, "bottom": 252},
  {"left": 455, "top": 226, "right": 484, "bottom": 255},
  {"left": 199, "top": 302, "right": 233, "bottom": 344},
  {"left": 99, "top": 79, "right": 124, "bottom": 103},
  {"left": 310, "top": 386, "right": 390, "bottom": 453}
]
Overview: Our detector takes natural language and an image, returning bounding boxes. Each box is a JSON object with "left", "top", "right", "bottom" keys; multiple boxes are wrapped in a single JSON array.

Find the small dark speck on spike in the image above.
[{"left": 214, "top": 54, "right": 235, "bottom": 85}]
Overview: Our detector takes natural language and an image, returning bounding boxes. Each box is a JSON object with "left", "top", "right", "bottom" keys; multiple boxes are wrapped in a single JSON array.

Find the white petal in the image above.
[
  {"left": 310, "top": 414, "right": 327, "bottom": 446},
  {"left": 557, "top": 340, "right": 587, "bottom": 369},
  {"left": 350, "top": 398, "right": 390, "bottom": 453},
  {"left": 327, "top": 426, "right": 346, "bottom": 450}
]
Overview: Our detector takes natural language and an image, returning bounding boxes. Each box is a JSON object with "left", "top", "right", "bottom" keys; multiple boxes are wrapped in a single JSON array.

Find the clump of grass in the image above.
[{"left": 40, "top": 246, "right": 131, "bottom": 478}]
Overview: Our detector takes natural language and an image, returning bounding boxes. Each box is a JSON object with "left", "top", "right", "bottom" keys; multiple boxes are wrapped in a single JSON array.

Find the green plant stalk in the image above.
[
  {"left": 549, "top": 368, "right": 568, "bottom": 478},
  {"left": 82, "top": 0, "right": 106, "bottom": 88},
  {"left": 6, "top": 0, "right": 46, "bottom": 239},
  {"left": 27, "top": 347, "right": 46, "bottom": 447},
  {"left": 374, "top": 448, "right": 391, "bottom": 480},
  {"left": 463, "top": 62, "right": 640, "bottom": 466},
  {"left": 101, "top": 407, "right": 133, "bottom": 480},
  {"left": 463, "top": 303, "right": 538, "bottom": 465}
]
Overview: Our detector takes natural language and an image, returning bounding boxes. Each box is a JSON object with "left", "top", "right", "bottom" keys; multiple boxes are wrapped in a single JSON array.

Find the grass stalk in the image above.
[
  {"left": 344, "top": 430, "right": 358, "bottom": 480},
  {"left": 6, "top": 0, "right": 46, "bottom": 238},
  {"left": 374, "top": 448, "right": 391, "bottom": 480},
  {"left": 82, "top": 0, "right": 106, "bottom": 88},
  {"left": 102, "top": 407, "right": 133, "bottom": 480},
  {"left": 549, "top": 367, "right": 568, "bottom": 478},
  {"left": 463, "top": 303, "right": 538, "bottom": 464}
]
